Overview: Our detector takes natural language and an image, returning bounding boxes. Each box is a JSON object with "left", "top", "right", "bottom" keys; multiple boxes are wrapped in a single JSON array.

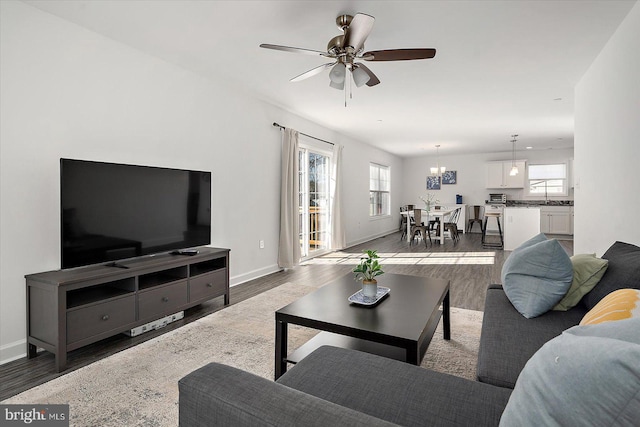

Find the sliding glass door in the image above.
[{"left": 298, "top": 145, "right": 332, "bottom": 258}]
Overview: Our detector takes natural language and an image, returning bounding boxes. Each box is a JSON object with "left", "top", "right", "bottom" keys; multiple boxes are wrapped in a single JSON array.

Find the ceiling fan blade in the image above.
[
  {"left": 362, "top": 48, "right": 436, "bottom": 61},
  {"left": 260, "top": 43, "right": 332, "bottom": 57},
  {"left": 356, "top": 63, "right": 380, "bottom": 87},
  {"left": 343, "top": 13, "right": 375, "bottom": 52},
  {"left": 290, "top": 62, "right": 335, "bottom": 82}
]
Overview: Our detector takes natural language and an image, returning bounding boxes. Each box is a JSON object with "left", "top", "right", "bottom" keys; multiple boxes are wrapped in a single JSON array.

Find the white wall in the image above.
[
  {"left": 0, "top": 2, "right": 401, "bottom": 363},
  {"left": 402, "top": 149, "right": 574, "bottom": 208},
  {"left": 574, "top": 2, "right": 640, "bottom": 255}
]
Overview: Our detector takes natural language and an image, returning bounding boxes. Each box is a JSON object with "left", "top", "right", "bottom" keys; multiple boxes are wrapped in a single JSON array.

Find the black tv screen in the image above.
[{"left": 61, "top": 159, "right": 211, "bottom": 269}]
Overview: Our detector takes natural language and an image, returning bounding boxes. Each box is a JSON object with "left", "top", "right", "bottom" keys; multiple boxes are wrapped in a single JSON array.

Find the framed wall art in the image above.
[
  {"left": 426, "top": 175, "right": 441, "bottom": 190},
  {"left": 442, "top": 170, "right": 457, "bottom": 185}
]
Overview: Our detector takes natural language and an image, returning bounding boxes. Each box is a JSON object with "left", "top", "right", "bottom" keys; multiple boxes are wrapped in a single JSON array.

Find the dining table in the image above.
[{"left": 401, "top": 207, "right": 455, "bottom": 245}]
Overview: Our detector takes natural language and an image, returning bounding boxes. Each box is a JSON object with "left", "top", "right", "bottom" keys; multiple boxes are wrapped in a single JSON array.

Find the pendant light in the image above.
[
  {"left": 430, "top": 145, "right": 446, "bottom": 176},
  {"left": 509, "top": 134, "right": 519, "bottom": 176}
]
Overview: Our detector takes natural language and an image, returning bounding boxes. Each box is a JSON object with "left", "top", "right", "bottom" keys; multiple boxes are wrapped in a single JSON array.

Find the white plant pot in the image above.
[{"left": 362, "top": 280, "right": 378, "bottom": 299}]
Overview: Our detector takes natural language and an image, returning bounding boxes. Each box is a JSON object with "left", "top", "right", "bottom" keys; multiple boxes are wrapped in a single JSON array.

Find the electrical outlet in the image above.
[{"left": 259, "top": 240, "right": 265, "bottom": 249}]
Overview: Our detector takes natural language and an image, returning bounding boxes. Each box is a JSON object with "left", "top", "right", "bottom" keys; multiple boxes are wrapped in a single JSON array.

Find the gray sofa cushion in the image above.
[
  {"left": 179, "top": 361, "right": 396, "bottom": 427},
  {"left": 582, "top": 241, "right": 640, "bottom": 310},
  {"left": 477, "top": 285, "right": 587, "bottom": 389},
  {"left": 499, "top": 318, "right": 640, "bottom": 426},
  {"left": 278, "top": 346, "right": 511, "bottom": 427}
]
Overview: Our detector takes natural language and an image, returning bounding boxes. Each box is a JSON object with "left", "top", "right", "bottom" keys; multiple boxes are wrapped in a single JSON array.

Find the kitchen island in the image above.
[{"left": 503, "top": 207, "right": 541, "bottom": 250}]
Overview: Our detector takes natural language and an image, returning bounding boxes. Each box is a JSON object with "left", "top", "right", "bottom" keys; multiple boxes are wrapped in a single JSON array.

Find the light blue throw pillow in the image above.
[
  {"left": 500, "top": 318, "right": 640, "bottom": 426},
  {"left": 501, "top": 234, "right": 573, "bottom": 318}
]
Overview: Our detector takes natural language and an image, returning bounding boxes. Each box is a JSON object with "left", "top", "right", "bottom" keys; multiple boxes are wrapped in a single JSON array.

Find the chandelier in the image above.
[{"left": 430, "top": 145, "right": 446, "bottom": 176}]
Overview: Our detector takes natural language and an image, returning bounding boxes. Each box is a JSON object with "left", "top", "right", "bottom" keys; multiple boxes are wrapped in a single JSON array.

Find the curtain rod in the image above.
[{"left": 272, "top": 122, "right": 335, "bottom": 146}]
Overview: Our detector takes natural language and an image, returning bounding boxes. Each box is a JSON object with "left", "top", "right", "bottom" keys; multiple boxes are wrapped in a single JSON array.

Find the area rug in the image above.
[{"left": 3, "top": 282, "right": 483, "bottom": 426}]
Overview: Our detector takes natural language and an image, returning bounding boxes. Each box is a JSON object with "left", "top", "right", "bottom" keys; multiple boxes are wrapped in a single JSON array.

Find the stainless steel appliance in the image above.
[{"left": 489, "top": 193, "right": 507, "bottom": 204}]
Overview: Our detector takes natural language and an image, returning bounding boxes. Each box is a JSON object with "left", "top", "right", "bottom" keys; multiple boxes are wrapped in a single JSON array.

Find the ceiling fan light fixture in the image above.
[
  {"left": 261, "top": 12, "right": 436, "bottom": 104},
  {"left": 329, "top": 79, "right": 344, "bottom": 90},
  {"left": 329, "top": 62, "right": 346, "bottom": 84},
  {"left": 352, "top": 65, "right": 370, "bottom": 87}
]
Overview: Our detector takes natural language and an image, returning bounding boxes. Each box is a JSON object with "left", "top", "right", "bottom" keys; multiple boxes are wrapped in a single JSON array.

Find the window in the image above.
[
  {"left": 369, "top": 163, "right": 390, "bottom": 216},
  {"left": 527, "top": 163, "right": 568, "bottom": 197}
]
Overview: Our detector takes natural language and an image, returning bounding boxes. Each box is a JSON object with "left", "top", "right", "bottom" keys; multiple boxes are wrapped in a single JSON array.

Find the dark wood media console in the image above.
[{"left": 25, "top": 247, "right": 230, "bottom": 372}]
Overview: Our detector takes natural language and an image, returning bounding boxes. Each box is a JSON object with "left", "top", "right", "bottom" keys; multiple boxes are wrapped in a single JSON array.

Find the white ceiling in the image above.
[{"left": 24, "top": 0, "right": 636, "bottom": 158}]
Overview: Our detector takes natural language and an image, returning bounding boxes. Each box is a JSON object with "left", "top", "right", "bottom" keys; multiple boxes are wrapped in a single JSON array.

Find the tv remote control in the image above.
[{"left": 171, "top": 249, "right": 199, "bottom": 256}]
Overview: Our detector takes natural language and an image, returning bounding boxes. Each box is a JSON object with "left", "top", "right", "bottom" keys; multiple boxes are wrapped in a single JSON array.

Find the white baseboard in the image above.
[
  {"left": 230, "top": 263, "right": 282, "bottom": 287},
  {"left": 1, "top": 338, "right": 26, "bottom": 366},
  {"left": 345, "top": 229, "right": 398, "bottom": 248},
  {"left": 230, "top": 229, "right": 397, "bottom": 287}
]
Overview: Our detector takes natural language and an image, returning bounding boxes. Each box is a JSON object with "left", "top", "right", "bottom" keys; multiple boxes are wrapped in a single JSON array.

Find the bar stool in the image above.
[
  {"left": 467, "top": 205, "right": 484, "bottom": 233},
  {"left": 482, "top": 212, "right": 504, "bottom": 248}
]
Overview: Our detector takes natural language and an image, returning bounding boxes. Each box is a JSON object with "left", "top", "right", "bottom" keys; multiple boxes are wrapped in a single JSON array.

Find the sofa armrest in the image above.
[{"left": 178, "top": 362, "right": 396, "bottom": 427}]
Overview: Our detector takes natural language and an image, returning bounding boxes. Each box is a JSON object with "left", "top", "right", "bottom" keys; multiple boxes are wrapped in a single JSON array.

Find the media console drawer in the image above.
[
  {"left": 190, "top": 270, "right": 227, "bottom": 302},
  {"left": 66, "top": 295, "right": 136, "bottom": 345},
  {"left": 138, "top": 280, "right": 188, "bottom": 321}
]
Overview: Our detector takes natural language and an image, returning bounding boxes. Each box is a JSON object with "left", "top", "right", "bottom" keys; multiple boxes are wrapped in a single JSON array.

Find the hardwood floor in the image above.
[{"left": 0, "top": 231, "right": 572, "bottom": 400}]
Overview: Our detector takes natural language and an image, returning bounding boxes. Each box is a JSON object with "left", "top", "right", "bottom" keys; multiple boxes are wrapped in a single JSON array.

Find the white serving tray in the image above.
[{"left": 348, "top": 286, "right": 390, "bottom": 306}]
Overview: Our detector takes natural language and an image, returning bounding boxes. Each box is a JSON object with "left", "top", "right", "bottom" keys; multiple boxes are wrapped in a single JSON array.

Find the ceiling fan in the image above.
[{"left": 260, "top": 13, "right": 436, "bottom": 99}]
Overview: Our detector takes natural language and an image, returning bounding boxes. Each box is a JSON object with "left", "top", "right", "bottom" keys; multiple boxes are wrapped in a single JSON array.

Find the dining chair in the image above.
[
  {"left": 399, "top": 206, "right": 408, "bottom": 240},
  {"left": 467, "top": 205, "right": 484, "bottom": 233},
  {"left": 444, "top": 207, "right": 462, "bottom": 243},
  {"left": 428, "top": 210, "right": 440, "bottom": 236},
  {"left": 410, "top": 209, "right": 431, "bottom": 247}
]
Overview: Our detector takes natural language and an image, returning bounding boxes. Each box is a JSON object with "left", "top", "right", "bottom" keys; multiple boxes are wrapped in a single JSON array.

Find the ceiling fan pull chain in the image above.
[
  {"left": 349, "top": 69, "right": 353, "bottom": 100},
  {"left": 344, "top": 78, "right": 348, "bottom": 107}
]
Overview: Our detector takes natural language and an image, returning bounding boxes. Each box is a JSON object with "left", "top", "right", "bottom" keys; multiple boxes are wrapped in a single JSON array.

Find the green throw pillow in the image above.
[
  {"left": 499, "top": 318, "right": 640, "bottom": 426},
  {"left": 553, "top": 254, "right": 609, "bottom": 311}
]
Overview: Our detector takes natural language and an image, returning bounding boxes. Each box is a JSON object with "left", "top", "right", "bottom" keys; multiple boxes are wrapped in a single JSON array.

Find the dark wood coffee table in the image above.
[{"left": 275, "top": 273, "right": 450, "bottom": 379}]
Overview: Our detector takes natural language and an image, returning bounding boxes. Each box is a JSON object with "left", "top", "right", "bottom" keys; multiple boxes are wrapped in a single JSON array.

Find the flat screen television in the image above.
[{"left": 61, "top": 159, "right": 211, "bottom": 269}]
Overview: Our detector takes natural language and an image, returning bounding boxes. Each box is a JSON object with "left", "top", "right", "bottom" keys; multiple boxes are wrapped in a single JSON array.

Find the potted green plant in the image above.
[{"left": 353, "top": 250, "right": 384, "bottom": 298}]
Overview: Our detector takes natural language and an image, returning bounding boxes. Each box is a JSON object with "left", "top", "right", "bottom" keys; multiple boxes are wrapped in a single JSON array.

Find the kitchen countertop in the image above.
[{"left": 506, "top": 200, "right": 573, "bottom": 207}]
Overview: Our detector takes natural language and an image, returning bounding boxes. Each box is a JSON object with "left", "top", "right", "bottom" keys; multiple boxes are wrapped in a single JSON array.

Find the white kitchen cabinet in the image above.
[
  {"left": 486, "top": 161, "right": 526, "bottom": 188},
  {"left": 486, "top": 162, "right": 505, "bottom": 188},
  {"left": 540, "top": 206, "right": 572, "bottom": 235}
]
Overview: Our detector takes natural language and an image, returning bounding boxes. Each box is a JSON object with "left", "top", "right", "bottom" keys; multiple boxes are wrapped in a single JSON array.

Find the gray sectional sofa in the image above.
[
  {"left": 179, "top": 241, "right": 640, "bottom": 426},
  {"left": 476, "top": 284, "right": 587, "bottom": 389}
]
